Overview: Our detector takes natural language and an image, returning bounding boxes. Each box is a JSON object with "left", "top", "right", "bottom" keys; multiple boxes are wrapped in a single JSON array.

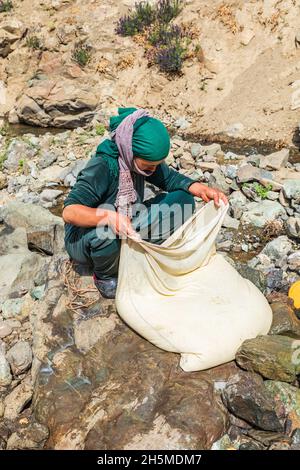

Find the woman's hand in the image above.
[
  {"left": 106, "top": 211, "right": 136, "bottom": 238},
  {"left": 189, "top": 182, "right": 228, "bottom": 207}
]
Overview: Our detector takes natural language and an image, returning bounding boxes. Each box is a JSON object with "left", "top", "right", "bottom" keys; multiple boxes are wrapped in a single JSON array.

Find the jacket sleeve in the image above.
[
  {"left": 146, "top": 162, "right": 195, "bottom": 193},
  {"left": 64, "top": 156, "right": 110, "bottom": 208}
]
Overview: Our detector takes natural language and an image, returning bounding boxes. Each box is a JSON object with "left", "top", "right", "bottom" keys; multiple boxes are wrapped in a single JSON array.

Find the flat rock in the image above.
[{"left": 269, "top": 301, "right": 300, "bottom": 338}]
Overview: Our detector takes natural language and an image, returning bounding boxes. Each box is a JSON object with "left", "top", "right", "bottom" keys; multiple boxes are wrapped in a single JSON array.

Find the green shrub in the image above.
[
  {"left": 0, "top": 1, "right": 13, "bottom": 12},
  {"left": 72, "top": 42, "right": 92, "bottom": 67},
  {"left": 26, "top": 35, "right": 42, "bottom": 50}
]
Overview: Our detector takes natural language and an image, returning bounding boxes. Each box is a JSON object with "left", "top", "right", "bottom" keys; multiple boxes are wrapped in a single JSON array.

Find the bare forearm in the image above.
[
  {"left": 188, "top": 182, "right": 207, "bottom": 196},
  {"left": 62, "top": 204, "right": 109, "bottom": 227}
]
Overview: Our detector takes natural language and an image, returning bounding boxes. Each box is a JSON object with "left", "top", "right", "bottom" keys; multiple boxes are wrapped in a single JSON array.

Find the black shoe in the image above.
[{"left": 93, "top": 274, "right": 118, "bottom": 299}]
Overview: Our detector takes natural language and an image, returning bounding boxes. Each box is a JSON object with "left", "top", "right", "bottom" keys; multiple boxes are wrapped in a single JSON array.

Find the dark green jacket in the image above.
[{"left": 64, "top": 153, "right": 195, "bottom": 238}]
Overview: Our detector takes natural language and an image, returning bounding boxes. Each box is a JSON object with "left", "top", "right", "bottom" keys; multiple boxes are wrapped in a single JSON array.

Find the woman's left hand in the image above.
[{"left": 189, "top": 182, "right": 228, "bottom": 207}]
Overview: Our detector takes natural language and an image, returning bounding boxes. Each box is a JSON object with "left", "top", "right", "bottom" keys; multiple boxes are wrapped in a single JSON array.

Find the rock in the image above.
[
  {"left": 234, "top": 262, "right": 268, "bottom": 293},
  {"left": 0, "top": 350, "right": 12, "bottom": 387},
  {"left": 4, "top": 377, "right": 33, "bottom": 420},
  {"left": 222, "top": 371, "right": 283, "bottom": 432},
  {"left": 0, "top": 321, "right": 12, "bottom": 339},
  {"left": 38, "top": 151, "right": 58, "bottom": 169},
  {"left": 15, "top": 79, "right": 99, "bottom": 128},
  {"left": 203, "top": 143, "right": 221, "bottom": 158},
  {"left": 39, "top": 189, "right": 63, "bottom": 204},
  {"left": 0, "top": 399, "right": 4, "bottom": 418},
  {"left": 259, "top": 149, "right": 289, "bottom": 171},
  {"left": 261, "top": 236, "right": 292, "bottom": 261},
  {"left": 265, "top": 381, "right": 300, "bottom": 433},
  {"left": 269, "top": 301, "right": 300, "bottom": 337},
  {"left": 283, "top": 180, "right": 300, "bottom": 202},
  {"left": 30, "top": 285, "right": 46, "bottom": 301},
  {"left": 240, "top": 200, "right": 286, "bottom": 228},
  {"left": 6, "top": 341, "right": 33, "bottom": 375},
  {"left": 3, "top": 138, "right": 37, "bottom": 171},
  {"left": 0, "top": 252, "right": 44, "bottom": 303},
  {"left": 0, "top": 201, "right": 64, "bottom": 255},
  {"left": 179, "top": 152, "right": 195, "bottom": 170},
  {"left": 63, "top": 159, "right": 89, "bottom": 187},
  {"left": 229, "top": 190, "right": 247, "bottom": 219},
  {"left": 6, "top": 421, "right": 49, "bottom": 450},
  {"left": 237, "top": 164, "right": 273, "bottom": 183},
  {"left": 2, "top": 298, "right": 25, "bottom": 320},
  {"left": 288, "top": 251, "right": 300, "bottom": 272},
  {"left": 33, "top": 266, "right": 229, "bottom": 450},
  {"left": 0, "top": 19, "right": 26, "bottom": 58},
  {"left": 236, "top": 335, "right": 300, "bottom": 382},
  {"left": 266, "top": 190, "right": 279, "bottom": 200},
  {"left": 190, "top": 143, "right": 203, "bottom": 158},
  {"left": 174, "top": 117, "right": 189, "bottom": 130},
  {"left": 210, "top": 167, "right": 230, "bottom": 194},
  {"left": 196, "top": 161, "right": 219, "bottom": 172},
  {"left": 222, "top": 214, "right": 239, "bottom": 229},
  {"left": 224, "top": 164, "right": 237, "bottom": 179},
  {"left": 0, "top": 173, "right": 7, "bottom": 189}
]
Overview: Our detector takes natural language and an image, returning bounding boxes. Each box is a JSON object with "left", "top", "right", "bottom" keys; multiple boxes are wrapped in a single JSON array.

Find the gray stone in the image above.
[
  {"left": 229, "top": 190, "right": 247, "bottom": 219},
  {"left": 224, "top": 164, "right": 237, "bottom": 179},
  {"left": 2, "top": 298, "right": 25, "bottom": 320},
  {"left": 0, "top": 201, "right": 64, "bottom": 255},
  {"left": 283, "top": 179, "right": 300, "bottom": 202},
  {"left": 222, "top": 214, "right": 239, "bottom": 229},
  {"left": 259, "top": 149, "right": 289, "bottom": 171},
  {"left": 4, "top": 139, "right": 37, "bottom": 171},
  {"left": 237, "top": 164, "right": 273, "bottom": 183},
  {"left": 38, "top": 151, "right": 58, "bottom": 169},
  {"left": 261, "top": 236, "right": 292, "bottom": 261},
  {"left": 226, "top": 122, "right": 244, "bottom": 137},
  {"left": 190, "top": 143, "right": 203, "bottom": 158},
  {"left": 6, "top": 341, "right": 33, "bottom": 375},
  {"left": 39, "top": 189, "right": 63, "bottom": 203},
  {"left": 285, "top": 217, "right": 300, "bottom": 238},
  {"left": 174, "top": 117, "right": 189, "bottom": 130},
  {"left": 287, "top": 251, "right": 300, "bottom": 271},
  {"left": 203, "top": 143, "right": 221, "bottom": 158},
  {"left": 179, "top": 152, "right": 195, "bottom": 170},
  {"left": 241, "top": 200, "right": 286, "bottom": 228},
  {"left": 210, "top": 167, "right": 230, "bottom": 194}
]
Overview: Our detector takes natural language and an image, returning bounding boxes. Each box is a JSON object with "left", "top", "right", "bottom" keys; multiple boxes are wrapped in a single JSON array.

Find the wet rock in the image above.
[
  {"left": 6, "top": 341, "right": 33, "bottom": 375},
  {"left": 236, "top": 335, "right": 300, "bottom": 382},
  {"left": 269, "top": 301, "right": 300, "bottom": 338},
  {"left": 6, "top": 421, "right": 49, "bottom": 450},
  {"left": 283, "top": 180, "right": 300, "bottom": 203},
  {"left": 33, "top": 269, "right": 229, "bottom": 450},
  {"left": 259, "top": 149, "right": 289, "bottom": 171},
  {"left": 265, "top": 381, "right": 300, "bottom": 433},
  {"left": 0, "top": 201, "right": 64, "bottom": 255},
  {"left": 240, "top": 200, "right": 286, "bottom": 228},
  {"left": 4, "top": 377, "right": 33, "bottom": 420},
  {"left": 222, "top": 371, "right": 283, "bottom": 432},
  {"left": 0, "top": 349, "right": 12, "bottom": 387}
]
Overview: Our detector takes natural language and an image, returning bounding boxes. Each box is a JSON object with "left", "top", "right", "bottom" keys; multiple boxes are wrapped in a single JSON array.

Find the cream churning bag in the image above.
[{"left": 115, "top": 200, "right": 272, "bottom": 372}]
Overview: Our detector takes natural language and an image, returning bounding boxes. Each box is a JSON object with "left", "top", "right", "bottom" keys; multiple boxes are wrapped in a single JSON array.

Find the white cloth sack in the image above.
[{"left": 115, "top": 200, "right": 272, "bottom": 372}]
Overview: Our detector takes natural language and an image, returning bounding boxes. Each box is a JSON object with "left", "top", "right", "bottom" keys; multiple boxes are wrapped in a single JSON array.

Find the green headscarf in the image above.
[{"left": 95, "top": 107, "right": 170, "bottom": 178}]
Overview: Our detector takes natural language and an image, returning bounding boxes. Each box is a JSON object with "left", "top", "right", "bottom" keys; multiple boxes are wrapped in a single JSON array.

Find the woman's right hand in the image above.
[{"left": 106, "top": 211, "right": 136, "bottom": 238}]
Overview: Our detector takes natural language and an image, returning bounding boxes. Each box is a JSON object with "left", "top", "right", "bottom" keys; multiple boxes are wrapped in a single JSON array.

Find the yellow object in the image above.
[{"left": 288, "top": 280, "right": 300, "bottom": 308}]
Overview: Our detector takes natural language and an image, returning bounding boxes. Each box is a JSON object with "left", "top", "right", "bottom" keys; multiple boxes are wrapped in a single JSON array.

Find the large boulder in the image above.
[{"left": 13, "top": 79, "right": 99, "bottom": 128}]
